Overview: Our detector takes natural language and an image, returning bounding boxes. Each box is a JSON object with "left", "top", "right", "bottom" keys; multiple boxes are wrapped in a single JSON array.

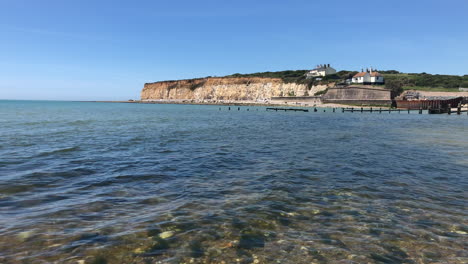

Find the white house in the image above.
[
  {"left": 351, "top": 68, "right": 384, "bottom": 85},
  {"left": 306, "top": 64, "right": 337, "bottom": 78}
]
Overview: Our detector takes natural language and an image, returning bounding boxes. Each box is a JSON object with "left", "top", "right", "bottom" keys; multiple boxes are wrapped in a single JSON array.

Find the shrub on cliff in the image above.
[
  {"left": 314, "top": 89, "right": 328, "bottom": 96},
  {"left": 382, "top": 73, "right": 463, "bottom": 89},
  {"left": 225, "top": 70, "right": 308, "bottom": 83},
  {"left": 385, "top": 79, "right": 404, "bottom": 95}
]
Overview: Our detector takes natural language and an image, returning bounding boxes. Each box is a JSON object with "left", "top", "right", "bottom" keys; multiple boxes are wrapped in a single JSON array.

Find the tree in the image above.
[{"left": 385, "top": 79, "right": 404, "bottom": 95}]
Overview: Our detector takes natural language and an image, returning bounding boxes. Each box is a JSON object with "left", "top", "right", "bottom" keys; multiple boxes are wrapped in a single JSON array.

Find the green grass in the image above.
[
  {"left": 222, "top": 70, "right": 467, "bottom": 92},
  {"left": 402, "top": 86, "right": 460, "bottom": 92},
  {"left": 383, "top": 73, "right": 465, "bottom": 89},
  {"left": 226, "top": 70, "right": 309, "bottom": 83}
]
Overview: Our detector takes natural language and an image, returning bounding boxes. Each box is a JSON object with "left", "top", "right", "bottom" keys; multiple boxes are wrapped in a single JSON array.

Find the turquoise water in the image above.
[{"left": 0, "top": 100, "right": 467, "bottom": 264}]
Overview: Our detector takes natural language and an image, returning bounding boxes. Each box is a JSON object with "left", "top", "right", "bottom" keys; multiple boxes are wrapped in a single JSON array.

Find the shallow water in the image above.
[{"left": 0, "top": 100, "right": 467, "bottom": 263}]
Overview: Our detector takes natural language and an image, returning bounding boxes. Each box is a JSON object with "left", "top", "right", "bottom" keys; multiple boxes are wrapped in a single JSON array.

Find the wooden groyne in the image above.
[
  {"left": 342, "top": 105, "right": 468, "bottom": 115},
  {"left": 219, "top": 105, "right": 468, "bottom": 115},
  {"left": 266, "top": 108, "right": 309, "bottom": 112}
]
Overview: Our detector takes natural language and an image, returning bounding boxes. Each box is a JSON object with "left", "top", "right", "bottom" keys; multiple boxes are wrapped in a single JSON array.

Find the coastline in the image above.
[{"left": 86, "top": 99, "right": 369, "bottom": 109}]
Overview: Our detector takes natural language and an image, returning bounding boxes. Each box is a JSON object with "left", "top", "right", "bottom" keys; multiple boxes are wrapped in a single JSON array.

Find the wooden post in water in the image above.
[
  {"left": 238, "top": 107, "right": 240, "bottom": 111},
  {"left": 457, "top": 103, "right": 461, "bottom": 115},
  {"left": 351, "top": 108, "right": 354, "bottom": 113},
  {"left": 370, "top": 107, "right": 373, "bottom": 113},
  {"left": 419, "top": 107, "right": 422, "bottom": 114},
  {"left": 229, "top": 107, "right": 231, "bottom": 111},
  {"left": 448, "top": 104, "right": 451, "bottom": 115},
  {"left": 342, "top": 108, "right": 345, "bottom": 113},
  {"left": 379, "top": 108, "right": 382, "bottom": 113},
  {"left": 361, "top": 107, "right": 363, "bottom": 113},
  {"left": 333, "top": 108, "right": 335, "bottom": 112},
  {"left": 408, "top": 108, "right": 410, "bottom": 114}
]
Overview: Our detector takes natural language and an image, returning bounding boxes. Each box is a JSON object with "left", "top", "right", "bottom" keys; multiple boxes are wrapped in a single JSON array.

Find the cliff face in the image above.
[{"left": 141, "top": 77, "right": 328, "bottom": 101}]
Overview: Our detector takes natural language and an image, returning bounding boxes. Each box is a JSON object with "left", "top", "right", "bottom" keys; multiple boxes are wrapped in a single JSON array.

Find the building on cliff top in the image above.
[
  {"left": 306, "top": 64, "right": 337, "bottom": 78},
  {"left": 351, "top": 68, "right": 384, "bottom": 85}
]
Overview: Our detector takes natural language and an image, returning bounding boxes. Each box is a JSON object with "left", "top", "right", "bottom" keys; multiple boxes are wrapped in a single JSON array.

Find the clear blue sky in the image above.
[{"left": 1, "top": 0, "right": 467, "bottom": 100}]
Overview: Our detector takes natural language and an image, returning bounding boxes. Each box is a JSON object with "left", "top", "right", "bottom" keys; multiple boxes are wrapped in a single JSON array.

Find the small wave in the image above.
[
  {"left": 79, "top": 174, "right": 173, "bottom": 190},
  {"left": 36, "top": 146, "right": 80, "bottom": 157},
  {"left": 20, "top": 120, "right": 57, "bottom": 126},
  {"left": 66, "top": 120, "right": 94, "bottom": 125}
]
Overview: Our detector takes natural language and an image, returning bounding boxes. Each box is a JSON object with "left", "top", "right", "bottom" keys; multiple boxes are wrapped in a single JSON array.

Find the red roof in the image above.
[
  {"left": 353, "top": 72, "right": 367, "bottom": 77},
  {"left": 353, "top": 71, "right": 382, "bottom": 78}
]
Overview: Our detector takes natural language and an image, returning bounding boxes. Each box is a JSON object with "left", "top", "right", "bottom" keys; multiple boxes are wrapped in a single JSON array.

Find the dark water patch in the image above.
[
  {"left": 36, "top": 146, "right": 80, "bottom": 157},
  {"left": 188, "top": 239, "right": 204, "bottom": 258},
  {"left": 370, "top": 247, "right": 415, "bottom": 264},
  {"left": 18, "top": 120, "right": 60, "bottom": 126},
  {"left": 90, "top": 256, "right": 108, "bottom": 264},
  {"left": 146, "top": 237, "right": 170, "bottom": 255},
  {"left": 66, "top": 119, "right": 95, "bottom": 126},
  {"left": 307, "top": 249, "right": 329, "bottom": 264},
  {"left": 62, "top": 232, "right": 109, "bottom": 253},
  {"left": 84, "top": 174, "right": 173, "bottom": 189},
  {"left": 0, "top": 168, "right": 97, "bottom": 195},
  {"left": 238, "top": 229, "right": 266, "bottom": 249}
]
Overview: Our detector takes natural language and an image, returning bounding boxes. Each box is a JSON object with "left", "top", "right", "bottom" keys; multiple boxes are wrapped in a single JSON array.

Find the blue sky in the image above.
[{"left": 1, "top": 0, "right": 467, "bottom": 100}]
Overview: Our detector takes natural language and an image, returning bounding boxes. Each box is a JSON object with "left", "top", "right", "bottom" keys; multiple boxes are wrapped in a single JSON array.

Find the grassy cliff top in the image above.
[{"left": 225, "top": 70, "right": 468, "bottom": 91}]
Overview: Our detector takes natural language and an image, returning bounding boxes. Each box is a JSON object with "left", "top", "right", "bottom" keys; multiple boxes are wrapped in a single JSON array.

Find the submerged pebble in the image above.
[
  {"left": 159, "top": 231, "right": 175, "bottom": 239},
  {"left": 17, "top": 231, "right": 33, "bottom": 240}
]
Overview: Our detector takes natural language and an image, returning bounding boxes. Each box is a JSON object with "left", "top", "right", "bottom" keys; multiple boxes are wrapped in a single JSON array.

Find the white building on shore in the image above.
[
  {"left": 351, "top": 68, "right": 384, "bottom": 85},
  {"left": 306, "top": 64, "right": 337, "bottom": 78}
]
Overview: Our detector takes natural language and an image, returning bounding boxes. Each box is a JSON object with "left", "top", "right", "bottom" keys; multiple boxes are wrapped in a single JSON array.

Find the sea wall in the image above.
[
  {"left": 141, "top": 77, "right": 329, "bottom": 101},
  {"left": 322, "top": 86, "right": 392, "bottom": 105}
]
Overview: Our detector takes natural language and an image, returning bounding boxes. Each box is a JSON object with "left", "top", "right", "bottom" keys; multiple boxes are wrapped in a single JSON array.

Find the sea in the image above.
[{"left": 0, "top": 100, "right": 467, "bottom": 264}]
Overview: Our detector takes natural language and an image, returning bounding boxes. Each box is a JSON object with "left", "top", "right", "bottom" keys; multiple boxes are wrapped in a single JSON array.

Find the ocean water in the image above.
[{"left": 0, "top": 100, "right": 467, "bottom": 264}]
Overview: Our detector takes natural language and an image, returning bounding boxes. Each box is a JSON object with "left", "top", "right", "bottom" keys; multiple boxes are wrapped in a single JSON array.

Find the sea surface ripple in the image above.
[{"left": 0, "top": 100, "right": 467, "bottom": 263}]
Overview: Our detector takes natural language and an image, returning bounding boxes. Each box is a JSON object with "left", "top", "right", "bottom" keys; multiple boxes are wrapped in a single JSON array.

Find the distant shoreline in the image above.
[{"left": 84, "top": 100, "right": 361, "bottom": 108}]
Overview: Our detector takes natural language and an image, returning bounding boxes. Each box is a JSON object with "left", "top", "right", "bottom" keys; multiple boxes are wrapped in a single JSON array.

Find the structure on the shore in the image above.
[
  {"left": 306, "top": 64, "right": 336, "bottom": 78},
  {"left": 395, "top": 91, "right": 466, "bottom": 109},
  {"left": 322, "top": 85, "right": 392, "bottom": 105},
  {"left": 351, "top": 68, "right": 384, "bottom": 85}
]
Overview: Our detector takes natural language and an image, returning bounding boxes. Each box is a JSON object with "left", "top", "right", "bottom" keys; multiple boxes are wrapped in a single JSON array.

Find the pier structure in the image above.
[{"left": 221, "top": 105, "right": 468, "bottom": 115}]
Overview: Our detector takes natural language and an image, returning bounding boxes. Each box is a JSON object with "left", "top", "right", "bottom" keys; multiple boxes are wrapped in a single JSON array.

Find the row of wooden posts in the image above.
[
  {"left": 219, "top": 104, "right": 468, "bottom": 115},
  {"left": 443, "top": 103, "right": 467, "bottom": 115}
]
